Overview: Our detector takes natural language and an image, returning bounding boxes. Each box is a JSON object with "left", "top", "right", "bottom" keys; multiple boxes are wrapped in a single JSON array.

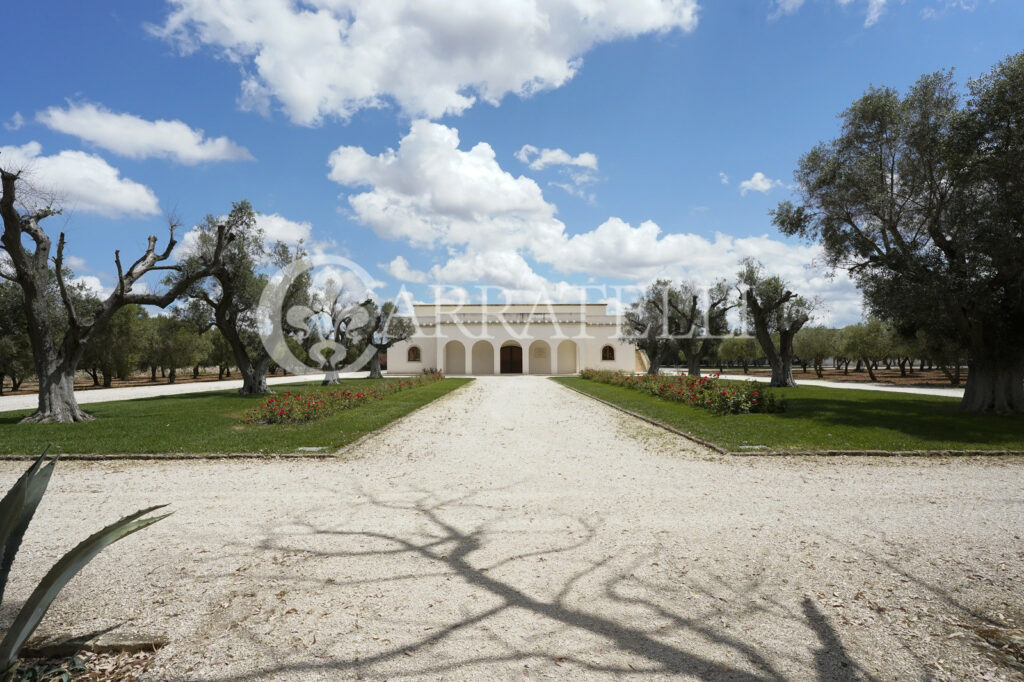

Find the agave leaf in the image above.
[
  {"left": 0, "top": 505, "right": 171, "bottom": 673},
  {"left": 0, "top": 450, "right": 56, "bottom": 605}
]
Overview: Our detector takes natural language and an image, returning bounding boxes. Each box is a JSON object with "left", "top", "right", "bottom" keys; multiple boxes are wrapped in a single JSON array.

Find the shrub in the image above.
[
  {"left": 579, "top": 369, "right": 784, "bottom": 415},
  {"left": 247, "top": 372, "right": 445, "bottom": 425}
]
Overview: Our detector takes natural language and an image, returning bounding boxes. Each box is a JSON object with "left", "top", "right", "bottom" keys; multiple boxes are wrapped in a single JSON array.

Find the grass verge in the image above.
[
  {"left": 0, "top": 378, "right": 472, "bottom": 455},
  {"left": 553, "top": 376, "right": 1024, "bottom": 453}
]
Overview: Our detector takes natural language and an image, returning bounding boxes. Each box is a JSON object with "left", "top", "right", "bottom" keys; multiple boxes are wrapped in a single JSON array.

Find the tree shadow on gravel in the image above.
[{"left": 184, "top": 487, "right": 897, "bottom": 682}]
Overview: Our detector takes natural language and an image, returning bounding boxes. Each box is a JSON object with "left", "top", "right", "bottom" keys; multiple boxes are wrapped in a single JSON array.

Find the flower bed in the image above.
[
  {"left": 578, "top": 369, "right": 784, "bottom": 415},
  {"left": 247, "top": 371, "right": 445, "bottom": 424}
]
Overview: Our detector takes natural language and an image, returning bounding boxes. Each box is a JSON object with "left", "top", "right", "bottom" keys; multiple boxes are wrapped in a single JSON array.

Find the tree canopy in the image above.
[{"left": 772, "top": 52, "right": 1024, "bottom": 412}]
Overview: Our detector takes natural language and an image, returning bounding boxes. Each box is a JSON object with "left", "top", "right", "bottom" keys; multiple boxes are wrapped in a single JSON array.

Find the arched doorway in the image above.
[
  {"left": 471, "top": 340, "right": 494, "bottom": 375},
  {"left": 557, "top": 340, "right": 578, "bottom": 374},
  {"left": 529, "top": 340, "right": 551, "bottom": 374},
  {"left": 499, "top": 341, "right": 522, "bottom": 374},
  {"left": 445, "top": 340, "right": 466, "bottom": 374}
]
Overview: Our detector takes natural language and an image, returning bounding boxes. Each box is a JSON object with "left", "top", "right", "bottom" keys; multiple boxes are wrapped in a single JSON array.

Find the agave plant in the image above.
[{"left": 0, "top": 450, "right": 170, "bottom": 677}]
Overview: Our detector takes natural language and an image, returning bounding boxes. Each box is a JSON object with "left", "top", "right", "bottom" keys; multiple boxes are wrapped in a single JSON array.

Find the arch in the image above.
[
  {"left": 499, "top": 340, "right": 523, "bottom": 374},
  {"left": 471, "top": 340, "right": 494, "bottom": 375},
  {"left": 528, "top": 340, "right": 551, "bottom": 375},
  {"left": 407, "top": 346, "right": 421, "bottom": 362},
  {"left": 444, "top": 340, "right": 466, "bottom": 374},
  {"left": 557, "top": 340, "right": 578, "bottom": 374},
  {"left": 601, "top": 345, "right": 616, "bottom": 361}
]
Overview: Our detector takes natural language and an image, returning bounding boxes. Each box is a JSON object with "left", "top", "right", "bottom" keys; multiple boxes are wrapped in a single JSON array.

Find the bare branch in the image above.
[
  {"left": 53, "top": 232, "right": 81, "bottom": 331},
  {"left": 114, "top": 249, "right": 125, "bottom": 298}
]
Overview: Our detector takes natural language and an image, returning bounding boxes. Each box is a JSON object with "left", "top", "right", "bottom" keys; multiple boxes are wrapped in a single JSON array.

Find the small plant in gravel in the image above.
[
  {"left": 247, "top": 371, "right": 445, "bottom": 425},
  {"left": 579, "top": 369, "right": 784, "bottom": 415},
  {"left": 0, "top": 450, "right": 169, "bottom": 680}
]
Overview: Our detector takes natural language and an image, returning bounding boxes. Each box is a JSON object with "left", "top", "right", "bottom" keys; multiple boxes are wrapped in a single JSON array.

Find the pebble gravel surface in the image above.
[{"left": 1, "top": 376, "right": 1022, "bottom": 681}]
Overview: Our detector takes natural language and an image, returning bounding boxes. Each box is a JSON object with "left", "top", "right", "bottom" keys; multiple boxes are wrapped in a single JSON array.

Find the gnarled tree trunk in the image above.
[
  {"left": 367, "top": 353, "right": 384, "bottom": 379},
  {"left": 961, "top": 355, "right": 1023, "bottom": 413},
  {"left": 239, "top": 356, "right": 272, "bottom": 394},
  {"left": 25, "top": 354, "right": 93, "bottom": 423}
]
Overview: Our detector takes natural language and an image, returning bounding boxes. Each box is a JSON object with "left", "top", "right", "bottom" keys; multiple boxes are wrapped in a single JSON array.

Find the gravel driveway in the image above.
[{"left": 1, "top": 376, "right": 1022, "bottom": 681}]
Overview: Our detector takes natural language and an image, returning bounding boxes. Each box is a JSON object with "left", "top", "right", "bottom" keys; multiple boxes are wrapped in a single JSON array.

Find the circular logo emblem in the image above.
[{"left": 258, "top": 254, "right": 393, "bottom": 376}]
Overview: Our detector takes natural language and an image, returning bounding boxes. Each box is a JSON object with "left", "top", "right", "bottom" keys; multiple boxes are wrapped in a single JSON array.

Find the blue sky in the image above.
[{"left": 3, "top": 0, "right": 1021, "bottom": 325}]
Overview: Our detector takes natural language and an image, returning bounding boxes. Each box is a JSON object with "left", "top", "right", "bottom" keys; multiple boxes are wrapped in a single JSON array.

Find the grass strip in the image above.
[
  {"left": 0, "top": 378, "right": 472, "bottom": 456},
  {"left": 553, "top": 376, "right": 1024, "bottom": 454}
]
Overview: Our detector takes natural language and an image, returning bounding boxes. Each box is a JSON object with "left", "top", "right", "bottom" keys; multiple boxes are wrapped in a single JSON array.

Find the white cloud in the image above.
[
  {"left": 328, "top": 121, "right": 862, "bottom": 321},
  {"left": 515, "top": 145, "right": 598, "bottom": 171},
  {"left": 37, "top": 102, "right": 253, "bottom": 165},
  {"left": 383, "top": 255, "right": 429, "bottom": 283},
  {"left": 770, "top": 0, "right": 806, "bottom": 19},
  {"left": 256, "top": 213, "right": 312, "bottom": 245},
  {"left": 328, "top": 120, "right": 564, "bottom": 252},
  {"left": 65, "top": 255, "right": 88, "bottom": 272},
  {"left": 773, "top": 0, "right": 892, "bottom": 26},
  {"left": 72, "top": 274, "right": 109, "bottom": 299},
  {"left": 739, "top": 171, "right": 783, "bottom": 196},
  {"left": 718, "top": 172, "right": 729, "bottom": 184},
  {"left": 863, "top": 0, "right": 888, "bottom": 26},
  {"left": 151, "top": 0, "right": 700, "bottom": 124},
  {"left": 0, "top": 142, "right": 160, "bottom": 217},
  {"left": 4, "top": 112, "right": 24, "bottom": 131}
]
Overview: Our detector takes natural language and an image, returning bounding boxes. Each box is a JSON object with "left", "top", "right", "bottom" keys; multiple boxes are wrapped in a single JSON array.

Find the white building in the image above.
[{"left": 387, "top": 303, "right": 647, "bottom": 376}]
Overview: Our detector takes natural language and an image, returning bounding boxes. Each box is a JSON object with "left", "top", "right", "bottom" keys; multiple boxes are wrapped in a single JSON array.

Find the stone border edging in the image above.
[
  {"left": 554, "top": 379, "right": 1024, "bottom": 457},
  {"left": 0, "top": 379, "right": 474, "bottom": 462}
]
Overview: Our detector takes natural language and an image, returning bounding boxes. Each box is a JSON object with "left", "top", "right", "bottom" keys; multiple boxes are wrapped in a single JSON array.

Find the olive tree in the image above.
[
  {"left": 738, "top": 260, "right": 813, "bottom": 387},
  {"left": 354, "top": 300, "right": 415, "bottom": 379},
  {"left": 621, "top": 280, "right": 682, "bottom": 376},
  {"left": 717, "top": 334, "right": 763, "bottom": 374},
  {"left": 772, "top": 53, "right": 1024, "bottom": 412},
  {"left": 669, "top": 280, "right": 733, "bottom": 377},
  {"left": 838, "top": 319, "right": 891, "bottom": 382},
  {"left": 793, "top": 326, "right": 837, "bottom": 379},
  {"left": 177, "top": 202, "right": 310, "bottom": 394},
  {"left": 0, "top": 169, "right": 235, "bottom": 422}
]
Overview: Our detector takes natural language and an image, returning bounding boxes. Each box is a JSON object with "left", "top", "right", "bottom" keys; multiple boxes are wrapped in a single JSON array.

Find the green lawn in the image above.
[
  {"left": 553, "top": 377, "right": 1024, "bottom": 453},
  {"left": 0, "top": 378, "right": 472, "bottom": 455}
]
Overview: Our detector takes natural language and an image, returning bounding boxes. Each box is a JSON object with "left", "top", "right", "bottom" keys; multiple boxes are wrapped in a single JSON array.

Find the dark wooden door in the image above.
[{"left": 500, "top": 346, "right": 522, "bottom": 374}]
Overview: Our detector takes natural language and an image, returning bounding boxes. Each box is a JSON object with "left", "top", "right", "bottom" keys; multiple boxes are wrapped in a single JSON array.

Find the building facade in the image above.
[{"left": 387, "top": 303, "right": 646, "bottom": 376}]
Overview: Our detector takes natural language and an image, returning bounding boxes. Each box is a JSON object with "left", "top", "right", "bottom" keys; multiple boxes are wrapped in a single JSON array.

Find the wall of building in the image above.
[{"left": 387, "top": 320, "right": 640, "bottom": 376}]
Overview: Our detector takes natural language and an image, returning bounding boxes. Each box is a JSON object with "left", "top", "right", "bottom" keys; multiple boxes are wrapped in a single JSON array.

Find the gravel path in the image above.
[
  {"left": 0, "top": 373, "right": 369, "bottom": 413},
  {"left": 1, "top": 376, "right": 1022, "bottom": 681}
]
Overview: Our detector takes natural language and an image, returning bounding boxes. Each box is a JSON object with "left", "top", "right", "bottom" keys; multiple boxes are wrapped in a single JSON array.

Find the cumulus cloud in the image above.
[
  {"left": 71, "top": 274, "right": 110, "bottom": 298},
  {"left": 517, "top": 144, "right": 599, "bottom": 199},
  {"left": 328, "top": 121, "right": 862, "bottom": 321},
  {"left": 0, "top": 142, "right": 160, "bottom": 217},
  {"left": 37, "top": 102, "right": 254, "bottom": 164},
  {"left": 151, "top": 0, "right": 699, "bottom": 124},
  {"left": 256, "top": 213, "right": 312, "bottom": 245},
  {"left": 739, "top": 171, "right": 784, "bottom": 196},
  {"left": 718, "top": 171, "right": 729, "bottom": 184},
  {"left": 384, "top": 255, "right": 429, "bottom": 284},
  {"left": 65, "top": 255, "right": 88, "bottom": 272},
  {"left": 515, "top": 145, "right": 598, "bottom": 171},
  {"left": 328, "top": 120, "right": 564, "bottom": 252}
]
